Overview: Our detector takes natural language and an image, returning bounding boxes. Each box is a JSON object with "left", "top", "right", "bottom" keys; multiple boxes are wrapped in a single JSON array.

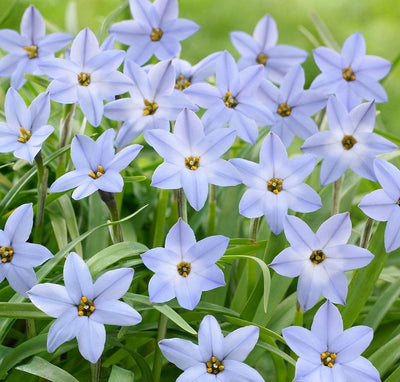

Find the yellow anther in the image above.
[
  {"left": 151, "top": 28, "right": 163, "bottom": 41},
  {"left": 205, "top": 356, "right": 224, "bottom": 374},
  {"left": 342, "top": 135, "right": 357, "bottom": 150},
  {"left": 267, "top": 178, "right": 283, "bottom": 194},
  {"left": 17, "top": 127, "right": 32, "bottom": 143},
  {"left": 143, "top": 99, "right": 158, "bottom": 115},
  {"left": 78, "top": 72, "right": 91, "bottom": 86},
  {"left": 185, "top": 156, "right": 200, "bottom": 170},
  {"left": 0, "top": 246, "right": 14, "bottom": 263},
  {"left": 78, "top": 310, "right": 84, "bottom": 316},
  {"left": 81, "top": 296, "right": 87, "bottom": 303},
  {"left": 77, "top": 296, "right": 95, "bottom": 316},
  {"left": 310, "top": 249, "right": 326, "bottom": 265},
  {"left": 88, "top": 165, "right": 105, "bottom": 179},
  {"left": 321, "top": 351, "right": 337, "bottom": 368},
  {"left": 177, "top": 261, "right": 191, "bottom": 277},
  {"left": 342, "top": 66, "right": 356, "bottom": 81},
  {"left": 277, "top": 102, "right": 291, "bottom": 117},
  {"left": 23, "top": 45, "right": 38, "bottom": 59},
  {"left": 175, "top": 74, "right": 192, "bottom": 90},
  {"left": 256, "top": 52, "right": 268, "bottom": 65},
  {"left": 223, "top": 91, "right": 238, "bottom": 108}
]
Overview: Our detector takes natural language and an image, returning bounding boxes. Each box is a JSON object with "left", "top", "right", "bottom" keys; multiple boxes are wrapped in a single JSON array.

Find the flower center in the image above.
[
  {"left": 185, "top": 156, "right": 200, "bottom": 170},
  {"left": 88, "top": 165, "right": 105, "bottom": 179},
  {"left": 223, "top": 91, "right": 238, "bottom": 108},
  {"left": 143, "top": 99, "right": 158, "bottom": 116},
  {"left": 17, "top": 127, "right": 32, "bottom": 143},
  {"left": 342, "top": 135, "right": 357, "bottom": 150},
  {"left": 0, "top": 246, "right": 14, "bottom": 263},
  {"left": 342, "top": 66, "right": 356, "bottom": 81},
  {"left": 78, "top": 72, "right": 91, "bottom": 86},
  {"left": 77, "top": 296, "right": 95, "bottom": 316},
  {"left": 206, "top": 356, "right": 224, "bottom": 374},
  {"left": 177, "top": 261, "right": 191, "bottom": 277},
  {"left": 321, "top": 351, "right": 337, "bottom": 368},
  {"left": 277, "top": 102, "right": 291, "bottom": 117},
  {"left": 397, "top": 198, "right": 400, "bottom": 206},
  {"left": 23, "top": 45, "right": 38, "bottom": 59},
  {"left": 151, "top": 28, "right": 163, "bottom": 41},
  {"left": 267, "top": 178, "right": 283, "bottom": 194},
  {"left": 310, "top": 249, "right": 326, "bottom": 265},
  {"left": 256, "top": 52, "right": 268, "bottom": 65},
  {"left": 175, "top": 74, "right": 192, "bottom": 90}
]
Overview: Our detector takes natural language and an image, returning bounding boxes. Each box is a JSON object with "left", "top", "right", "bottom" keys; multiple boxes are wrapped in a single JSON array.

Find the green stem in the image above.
[
  {"left": 57, "top": 104, "right": 76, "bottom": 177},
  {"left": 152, "top": 313, "right": 169, "bottom": 382},
  {"left": 316, "top": 107, "right": 326, "bottom": 130},
  {"left": 26, "top": 319, "right": 36, "bottom": 339},
  {"left": 176, "top": 188, "right": 187, "bottom": 222},
  {"left": 98, "top": 191, "right": 124, "bottom": 243},
  {"left": 331, "top": 177, "right": 342, "bottom": 215},
  {"left": 33, "top": 151, "right": 48, "bottom": 244},
  {"left": 293, "top": 300, "right": 303, "bottom": 326},
  {"left": 207, "top": 184, "right": 216, "bottom": 236},
  {"left": 90, "top": 359, "right": 101, "bottom": 382},
  {"left": 360, "top": 217, "right": 373, "bottom": 248},
  {"left": 153, "top": 189, "right": 169, "bottom": 247},
  {"left": 250, "top": 217, "right": 260, "bottom": 243}
]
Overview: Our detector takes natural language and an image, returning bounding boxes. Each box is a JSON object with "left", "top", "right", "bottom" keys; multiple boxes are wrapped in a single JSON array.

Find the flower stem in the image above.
[
  {"left": 250, "top": 217, "right": 260, "bottom": 243},
  {"left": 207, "top": 185, "right": 216, "bottom": 236},
  {"left": 26, "top": 318, "right": 36, "bottom": 339},
  {"left": 98, "top": 191, "right": 124, "bottom": 243},
  {"left": 152, "top": 313, "right": 169, "bottom": 382},
  {"left": 153, "top": 189, "right": 169, "bottom": 247},
  {"left": 33, "top": 151, "right": 48, "bottom": 244},
  {"left": 90, "top": 359, "right": 101, "bottom": 382},
  {"left": 176, "top": 188, "right": 187, "bottom": 222},
  {"left": 293, "top": 300, "right": 303, "bottom": 326},
  {"left": 360, "top": 217, "right": 373, "bottom": 248},
  {"left": 331, "top": 177, "right": 342, "bottom": 215}
]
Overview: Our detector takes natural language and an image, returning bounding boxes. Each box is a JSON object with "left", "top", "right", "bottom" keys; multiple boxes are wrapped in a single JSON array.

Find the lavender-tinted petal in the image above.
[
  {"left": 166, "top": 219, "right": 196, "bottom": 257},
  {"left": 12, "top": 242, "right": 52, "bottom": 267},
  {"left": 230, "top": 158, "right": 265, "bottom": 189},
  {"left": 301, "top": 130, "right": 341, "bottom": 158},
  {"left": 28, "top": 283, "right": 74, "bottom": 317},
  {"left": 282, "top": 326, "right": 324, "bottom": 361},
  {"left": 203, "top": 158, "right": 241, "bottom": 187},
  {"left": 257, "top": 77, "right": 280, "bottom": 107},
  {"left": 235, "top": 96, "right": 274, "bottom": 125},
  {"left": 47, "top": 308, "right": 80, "bottom": 352},
  {"left": 201, "top": 103, "right": 231, "bottom": 131},
  {"left": 254, "top": 15, "right": 278, "bottom": 49},
  {"left": 72, "top": 181, "right": 99, "bottom": 200},
  {"left": 29, "top": 92, "right": 50, "bottom": 130},
  {"left": 174, "top": 276, "right": 202, "bottom": 310},
  {"left": 108, "top": 144, "right": 142, "bottom": 173},
  {"left": 269, "top": 247, "right": 307, "bottom": 277},
  {"left": 310, "top": 70, "right": 342, "bottom": 94},
  {"left": 141, "top": 247, "right": 179, "bottom": 274},
  {"left": 341, "top": 32, "right": 366, "bottom": 67},
  {"left": 110, "top": 18, "right": 149, "bottom": 45},
  {"left": 316, "top": 212, "right": 351, "bottom": 248},
  {"left": 145, "top": 130, "right": 184, "bottom": 165},
  {"left": 149, "top": 60, "right": 175, "bottom": 97},
  {"left": 359, "top": 189, "right": 395, "bottom": 221},
  {"left": 320, "top": 268, "right": 347, "bottom": 305},
  {"left": 324, "top": 244, "right": 373, "bottom": 271},
  {"left": 28, "top": 124, "right": 54, "bottom": 146},
  {"left": 181, "top": 168, "right": 209, "bottom": 211},
  {"left": 191, "top": 51, "right": 221, "bottom": 82},
  {"left": 326, "top": 96, "right": 353, "bottom": 133},
  {"left": 331, "top": 326, "right": 373, "bottom": 363},
  {"left": 237, "top": 65, "right": 263, "bottom": 96},
  {"left": 159, "top": 338, "right": 202, "bottom": 370},
  {"left": 198, "top": 129, "right": 235, "bottom": 161},
  {"left": 283, "top": 215, "right": 319, "bottom": 251},
  {"left": 163, "top": 18, "right": 199, "bottom": 41},
  {"left": 176, "top": 365, "right": 211, "bottom": 382},
  {"left": 295, "top": 90, "right": 327, "bottom": 115},
  {"left": 76, "top": 318, "right": 105, "bottom": 363},
  {"left": 355, "top": 55, "right": 392, "bottom": 80},
  {"left": 350, "top": 100, "right": 375, "bottom": 134},
  {"left": 351, "top": 73, "right": 388, "bottom": 103},
  {"left": 70, "top": 134, "right": 96, "bottom": 169},
  {"left": 280, "top": 65, "right": 305, "bottom": 102},
  {"left": 216, "top": 51, "right": 240, "bottom": 95},
  {"left": 64, "top": 252, "right": 94, "bottom": 304},
  {"left": 295, "top": 358, "right": 322, "bottom": 381},
  {"left": 70, "top": 28, "right": 99, "bottom": 67},
  {"left": 223, "top": 325, "right": 259, "bottom": 362},
  {"left": 6, "top": 265, "right": 36, "bottom": 296},
  {"left": 263, "top": 191, "right": 288, "bottom": 235},
  {"left": 285, "top": 110, "right": 319, "bottom": 140},
  {"left": 238, "top": 189, "right": 266, "bottom": 218},
  {"left": 286, "top": 183, "right": 322, "bottom": 213},
  {"left": 319, "top": 152, "right": 350, "bottom": 186},
  {"left": 340, "top": 357, "right": 381, "bottom": 381},
  {"left": 227, "top": 109, "right": 259, "bottom": 144},
  {"left": 154, "top": 35, "right": 180, "bottom": 62},
  {"left": 259, "top": 132, "right": 288, "bottom": 173},
  {"left": 221, "top": 360, "right": 264, "bottom": 382},
  {"left": 39, "top": 57, "right": 80, "bottom": 78},
  {"left": 188, "top": 235, "right": 229, "bottom": 265},
  {"left": 374, "top": 159, "right": 400, "bottom": 201},
  {"left": 313, "top": 47, "right": 342, "bottom": 71},
  {"left": 230, "top": 31, "right": 260, "bottom": 57},
  {"left": 190, "top": 266, "right": 225, "bottom": 292},
  {"left": 155, "top": 92, "right": 197, "bottom": 120},
  {"left": 5, "top": 203, "right": 32, "bottom": 244},
  {"left": 91, "top": 71, "right": 132, "bottom": 100},
  {"left": 5, "top": 88, "right": 28, "bottom": 129},
  {"left": 93, "top": 171, "right": 123, "bottom": 193},
  {"left": 0, "top": 54, "right": 22, "bottom": 77},
  {"left": 94, "top": 268, "right": 134, "bottom": 299},
  {"left": 86, "top": 49, "right": 125, "bottom": 73},
  {"left": 20, "top": 6, "right": 44, "bottom": 42},
  {"left": 129, "top": 0, "right": 157, "bottom": 25},
  {"left": 283, "top": 154, "right": 316, "bottom": 186},
  {"left": 49, "top": 171, "right": 90, "bottom": 194},
  {"left": 104, "top": 98, "right": 139, "bottom": 122},
  {"left": 39, "top": 33, "right": 73, "bottom": 54},
  {"left": 356, "top": 132, "right": 397, "bottom": 157},
  {"left": 48, "top": 79, "right": 78, "bottom": 104},
  {"left": 311, "top": 300, "right": 343, "bottom": 345},
  {"left": 0, "top": 29, "right": 28, "bottom": 52},
  {"left": 174, "top": 108, "right": 205, "bottom": 149},
  {"left": 198, "top": 315, "right": 224, "bottom": 361},
  {"left": 148, "top": 273, "right": 177, "bottom": 302},
  {"left": 91, "top": 298, "right": 141, "bottom": 325},
  {"left": 77, "top": 86, "right": 104, "bottom": 127},
  {"left": 297, "top": 264, "right": 325, "bottom": 311},
  {"left": 151, "top": 162, "right": 182, "bottom": 189},
  {"left": 14, "top": 144, "right": 40, "bottom": 163},
  {"left": 385, "top": 207, "right": 400, "bottom": 252},
  {"left": 126, "top": 39, "right": 155, "bottom": 66}
]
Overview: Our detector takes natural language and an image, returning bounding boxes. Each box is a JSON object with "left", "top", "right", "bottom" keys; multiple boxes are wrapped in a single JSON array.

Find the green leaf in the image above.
[
  {"left": 108, "top": 365, "right": 134, "bottom": 382},
  {"left": 16, "top": 356, "right": 79, "bottom": 382},
  {"left": 309, "top": 11, "right": 340, "bottom": 51},
  {"left": 369, "top": 332, "right": 400, "bottom": 376},
  {"left": 0, "top": 303, "right": 48, "bottom": 319}
]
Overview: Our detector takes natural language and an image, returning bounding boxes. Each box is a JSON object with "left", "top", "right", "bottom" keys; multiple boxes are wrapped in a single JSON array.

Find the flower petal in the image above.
[
  {"left": 189, "top": 235, "right": 229, "bottom": 265},
  {"left": 311, "top": 300, "right": 343, "bottom": 346},
  {"left": 148, "top": 273, "right": 177, "bottom": 303},
  {"left": 341, "top": 32, "right": 366, "bottom": 67},
  {"left": 47, "top": 308, "right": 80, "bottom": 352},
  {"left": 94, "top": 268, "right": 134, "bottom": 299},
  {"left": 340, "top": 356, "right": 381, "bottom": 381},
  {"left": 174, "top": 276, "right": 202, "bottom": 310},
  {"left": 324, "top": 244, "right": 373, "bottom": 272},
  {"left": 238, "top": 189, "right": 266, "bottom": 218},
  {"left": 6, "top": 265, "right": 37, "bottom": 296},
  {"left": 282, "top": 326, "right": 324, "bottom": 361},
  {"left": 49, "top": 171, "right": 90, "bottom": 194},
  {"left": 5, "top": 203, "right": 33, "bottom": 244},
  {"left": 76, "top": 318, "right": 105, "bottom": 363},
  {"left": 224, "top": 325, "right": 259, "bottom": 361},
  {"left": 263, "top": 191, "right": 288, "bottom": 235},
  {"left": 20, "top": 6, "right": 45, "bottom": 43},
  {"left": 359, "top": 189, "right": 396, "bottom": 221},
  {"left": 181, "top": 167, "right": 209, "bottom": 211},
  {"left": 70, "top": 28, "right": 99, "bottom": 67},
  {"left": 230, "top": 31, "right": 260, "bottom": 57},
  {"left": 316, "top": 213, "right": 351, "bottom": 249},
  {"left": 77, "top": 85, "right": 104, "bottom": 127},
  {"left": 254, "top": 15, "right": 278, "bottom": 49},
  {"left": 221, "top": 360, "right": 264, "bottom": 382},
  {"left": 198, "top": 315, "right": 224, "bottom": 361},
  {"left": 159, "top": 337, "right": 202, "bottom": 370},
  {"left": 216, "top": 51, "right": 240, "bottom": 95},
  {"left": 165, "top": 219, "right": 196, "bottom": 258},
  {"left": 12, "top": 242, "right": 53, "bottom": 268},
  {"left": 269, "top": 247, "right": 308, "bottom": 277},
  {"left": 91, "top": 298, "right": 141, "bottom": 326},
  {"left": 384, "top": 207, "right": 400, "bottom": 252}
]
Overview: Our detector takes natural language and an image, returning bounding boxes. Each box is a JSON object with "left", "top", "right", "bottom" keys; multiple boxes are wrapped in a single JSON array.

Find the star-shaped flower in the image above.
[
  {"left": 0, "top": 203, "right": 53, "bottom": 296},
  {"left": 270, "top": 213, "right": 373, "bottom": 311},
  {"left": 184, "top": 50, "right": 274, "bottom": 144},
  {"left": 39, "top": 28, "right": 132, "bottom": 127},
  {"left": 282, "top": 300, "right": 380, "bottom": 381},
  {"left": 230, "top": 131, "right": 321, "bottom": 235},
  {"left": 301, "top": 96, "right": 397, "bottom": 186},
  {"left": 28, "top": 252, "right": 142, "bottom": 363},
  {"left": 49, "top": 129, "right": 142, "bottom": 200},
  {"left": 141, "top": 219, "right": 228, "bottom": 310},
  {"left": 311, "top": 31, "right": 392, "bottom": 110},
  {"left": 159, "top": 314, "right": 264, "bottom": 381},
  {"left": 109, "top": 0, "right": 199, "bottom": 65},
  {"left": 257, "top": 65, "right": 327, "bottom": 147},
  {"left": 145, "top": 108, "right": 240, "bottom": 211},
  {"left": 0, "top": 88, "right": 54, "bottom": 163},
  {"left": 104, "top": 59, "right": 195, "bottom": 147},
  {"left": 230, "top": 14, "right": 307, "bottom": 84},
  {"left": 359, "top": 159, "right": 400, "bottom": 253},
  {"left": 0, "top": 5, "right": 72, "bottom": 89}
]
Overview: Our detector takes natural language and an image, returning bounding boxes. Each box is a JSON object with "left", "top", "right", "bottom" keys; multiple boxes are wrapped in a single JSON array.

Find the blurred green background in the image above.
[{"left": 0, "top": 0, "right": 399, "bottom": 134}]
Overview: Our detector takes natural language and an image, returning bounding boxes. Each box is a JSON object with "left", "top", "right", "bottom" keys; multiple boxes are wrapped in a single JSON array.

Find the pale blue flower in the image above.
[
  {"left": 311, "top": 32, "right": 392, "bottom": 110},
  {"left": 257, "top": 65, "right": 327, "bottom": 147},
  {"left": 184, "top": 51, "right": 274, "bottom": 144},
  {"left": 49, "top": 129, "right": 142, "bottom": 200},
  {"left": 0, "top": 203, "right": 53, "bottom": 296},
  {"left": 231, "top": 132, "right": 321, "bottom": 235},
  {"left": 141, "top": 219, "right": 228, "bottom": 310},
  {"left": 230, "top": 14, "right": 307, "bottom": 84},
  {"left": 301, "top": 96, "right": 397, "bottom": 186},
  {"left": 359, "top": 159, "right": 400, "bottom": 253},
  {"left": 104, "top": 59, "right": 195, "bottom": 147},
  {"left": 28, "top": 252, "right": 141, "bottom": 363},
  {"left": 39, "top": 28, "right": 132, "bottom": 127},
  {"left": 282, "top": 300, "right": 380, "bottom": 382},
  {"left": 0, "top": 88, "right": 54, "bottom": 163},
  {"left": 145, "top": 108, "right": 240, "bottom": 211},
  {"left": 109, "top": 0, "right": 199, "bottom": 65},
  {"left": 159, "top": 314, "right": 263, "bottom": 381},
  {"left": 0, "top": 5, "right": 72, "bottom": 89},
  {"left": 270, "top": 214, "right": 373, "bottom": 311}
]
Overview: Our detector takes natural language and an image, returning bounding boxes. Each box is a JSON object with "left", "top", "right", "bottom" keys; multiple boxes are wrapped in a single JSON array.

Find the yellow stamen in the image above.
[
  {"left": 185, "top": 156, "right": 200, "bottom": 170},
  {"left": 17, "top": 127, "right": 32, "bottom": 143},
  {"left": 78, "top": 72, "right": 91, "bottom": 86},
  {"left": 267, "top": 178, "right": 283, "bottom": 194},
  {"left": 256, "top": 52, "right": 268, "bottom": 65},
  {"left": 151, "top": 28, "right": 163, "bottom": 41},
  {"left": 175, "top": 74, "right": 192, "bottom": 90},
  {"left": 205, "top": 356, "right": 224, "bottom": 374},
  {"left": 310, "top": 249, "right": 326, "bottom": 265},
  {"left": 342, "top": 66, "right": 356, "bottom": 81},
  {"left": 223, "top": 91, "right": 238, "bottom": 108},
  {"left": 342, "top": 135, "right": 357, "bottom": 150},
  {"left": 143, "top": 99, "right": 158, "bottom": 115},
  {"left": 0, "top": 246, "right": 14, "bottom": 263},
  {"left": 88, "top": 165, "right": 105, "bottom": 179},
  {"left": 277, "top": 102, "right": 291, "bottom": 117},
  {"left": 177, "top": 261, "right": 191, "bottom": 277},
  {"left": 23, "top": 45, "right": 38, "bottom": 59},
  {"left": 77, "top": 296, "right": 95, "bottom": 316},
  {"left": 321, "top": 351, "right": 337, "bottom": 368}
]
